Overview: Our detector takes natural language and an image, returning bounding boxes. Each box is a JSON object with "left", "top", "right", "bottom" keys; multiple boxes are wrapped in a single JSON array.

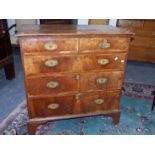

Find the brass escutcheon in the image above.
[
  {"left": 45, "top": 59, "right": 58, "bottom": 67},
  {"left": 48, "top": 103, "right": 59, "bottom": 110},
  {"left": 47, "top": 81, "right": 59, "bottom": 89},
  {"left": 99, "top": 39, "right": 110, "bottom": 49}
]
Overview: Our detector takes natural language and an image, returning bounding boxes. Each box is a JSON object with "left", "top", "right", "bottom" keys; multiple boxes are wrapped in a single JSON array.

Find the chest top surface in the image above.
[{"left": 17, "top": 24, "right": 133, "bottom": 37}]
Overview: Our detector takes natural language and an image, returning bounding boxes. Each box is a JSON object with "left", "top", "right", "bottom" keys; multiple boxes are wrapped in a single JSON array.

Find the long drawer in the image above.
[
  {"left": 28, "top": 90, "right": 120, "bottom": 118},
  {"left": 26, "top": 71, "right": 123, "bottom": 96},
  {"left": 24, "top": 53, "right": 127, "bottom": 76}
]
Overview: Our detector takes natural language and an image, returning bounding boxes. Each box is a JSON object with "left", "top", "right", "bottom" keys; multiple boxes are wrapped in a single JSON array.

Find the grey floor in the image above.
[{"left": 0, "top": 48, "right": 155, "bottom": 123}]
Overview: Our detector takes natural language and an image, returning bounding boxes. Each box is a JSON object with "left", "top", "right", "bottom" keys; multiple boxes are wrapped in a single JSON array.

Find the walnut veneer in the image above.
[{"left": 17, "top": 25, "right": 133, "bottom": 134}]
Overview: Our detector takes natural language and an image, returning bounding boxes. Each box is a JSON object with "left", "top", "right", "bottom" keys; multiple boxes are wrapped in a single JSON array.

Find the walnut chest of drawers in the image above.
[{"left": 17, "top": 25, "right": 133, "bottom": 134}]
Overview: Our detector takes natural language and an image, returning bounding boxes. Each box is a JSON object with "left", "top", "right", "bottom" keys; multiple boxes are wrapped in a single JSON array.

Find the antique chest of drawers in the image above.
[{"left": 17, "top": 25, "right": 133, "bottom": 134}]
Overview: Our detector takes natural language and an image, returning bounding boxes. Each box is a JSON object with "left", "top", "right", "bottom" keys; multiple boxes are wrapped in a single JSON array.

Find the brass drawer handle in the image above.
[
  {"left": 97, "top": 58, "right": 109, "bottom": 65},
  {"left": 47, "top": 81, "right": 59, "bottom": 88},
  {"left": 94, "top": 99, "right": 104, "bottom": 105},
  {"left": 44, "top": 42, "right": 58, "bottom": 50},
  {"left": 48, "top": 103, "right": 59, "bottom": 110},
  {"left": 45, "top": 60, "right": 58, "bottom": 67},
  {"left": 96, "top": 77, "right": 108, "bottom": 84},
  {"left": 99, "top": 39, "right": 110, "bottom": 49}
]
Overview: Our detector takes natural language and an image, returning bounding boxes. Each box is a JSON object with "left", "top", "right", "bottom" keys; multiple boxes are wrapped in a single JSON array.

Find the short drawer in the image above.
[
  {"left": 28, "top": 95, "right": 77, "bottom": 118},
  {"left": 79, "top": 71, "right": 123, "bottom": 92},
  {"left": 79, "top": 37, "right": 129, "bottom": 52},
  {"left": 130, "top": 36, "right": 155, "bottom": 48},
  {"left": 81, "top": 53, "right": 127, "bottom": 71},
  {"left": 26, "top": 73, "right": 79, "bottom": 95},
  {"left": 24, "top": 55, "right": 80, "bottom": 76},
  {"left": 80, "top": 90, "right": 120, "bottom": 113},
  {"left": 21, "top": 37, "right": 78, "bottom": 53}
]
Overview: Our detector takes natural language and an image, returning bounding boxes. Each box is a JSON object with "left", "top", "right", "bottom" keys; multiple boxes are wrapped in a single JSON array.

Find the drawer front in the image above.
[
  {"left": 28, "top": 95, "right": 77, "bottom": 118},
  {"left": 117, "top": 19, "right": 143, "bottom": 29},
  {"left": 24, "top": 53, "right": 127, "bottom": 76},
  {"left": 80, "top": 91, "right": 120, "bottom": 113},
  {"left": 27, "top": 74, "right": 78, "bottom": 95},
  {"left": 81, "top": 53, "right": 127, "bottom": 71},
  {"left": 79, "top": 71, "right": 123, "bottom": 91},
  {"left": 130, "top": 36, "right": 155, "bottom": 48},
  {"left": 24, "top": 55, "right": 80, "bottom": 76},
  {"left": 28, "top": 90, "right": 120, "bottom": 118},
  {"left": 21, "top": 38, "right": 78, "bottom": 53},
  {"left": 79, "top": 37, "right": 129, "bottom": 52}
]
